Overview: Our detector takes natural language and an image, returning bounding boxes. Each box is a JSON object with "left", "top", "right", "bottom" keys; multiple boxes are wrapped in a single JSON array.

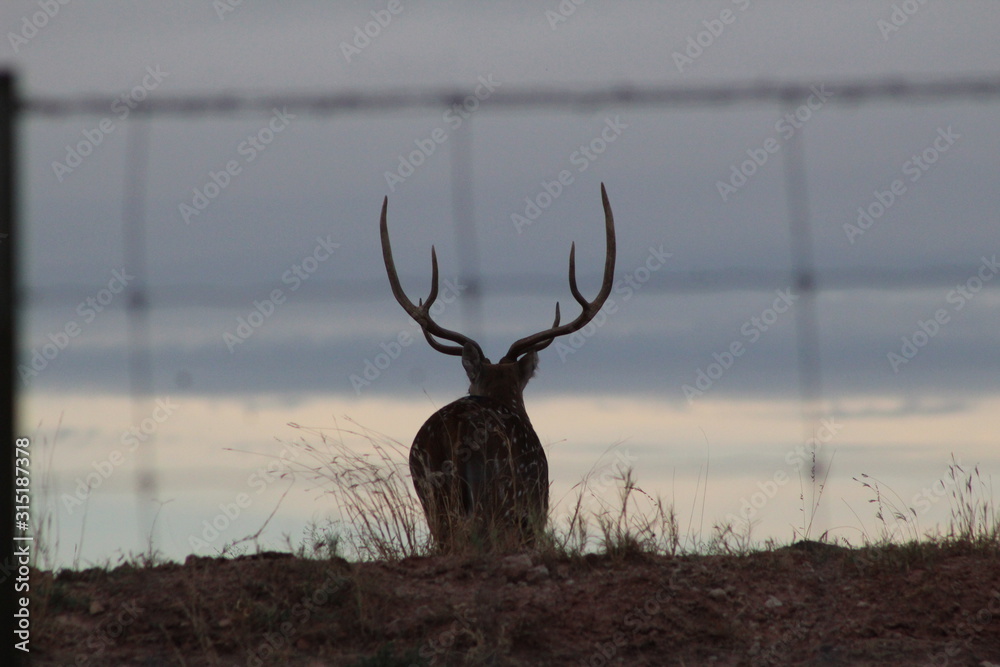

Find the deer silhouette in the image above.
[{"left": 380, "top": 184, "right": 616, "bottom": 549}]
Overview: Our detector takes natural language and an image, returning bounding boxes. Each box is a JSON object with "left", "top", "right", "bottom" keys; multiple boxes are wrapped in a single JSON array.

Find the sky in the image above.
[{"left": 3, "top": 1, "right": 999, "bottom": 567}]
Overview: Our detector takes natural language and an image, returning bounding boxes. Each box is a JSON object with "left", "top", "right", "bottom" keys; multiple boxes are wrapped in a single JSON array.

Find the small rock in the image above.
[
  {"left": 708, "top": 588, "right": 727, "bottom": 599},
  {"left": 88, "top": 601, "right": 105, "bottom": 615},
  {"left": 500, "top": 554, "right": 533, "bottom": 581},
  {"left": 525, "top": 565, "right": 549, "bottom": 582},
  {"left": 764, "top": 595, "right": 783, "bottom": 609},
  {"left": 218, "top": 618, "right": 232, "bottom": 628},
  {"left": 502, "top": 554, "right": 533, "bottom": 569}
]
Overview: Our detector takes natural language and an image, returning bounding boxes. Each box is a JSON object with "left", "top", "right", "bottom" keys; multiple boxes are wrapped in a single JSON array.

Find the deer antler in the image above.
[
  {"left": 501, "top": 183, "right": 616, "bottom": 362},
  {"left": 380, "top": 197, "right": 485, "bottom": 358}
]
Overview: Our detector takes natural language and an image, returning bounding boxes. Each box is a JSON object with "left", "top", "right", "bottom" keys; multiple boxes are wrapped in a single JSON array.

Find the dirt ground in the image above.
[{"left": 29, "top": 543, "right": 1000, "bottom": 666}]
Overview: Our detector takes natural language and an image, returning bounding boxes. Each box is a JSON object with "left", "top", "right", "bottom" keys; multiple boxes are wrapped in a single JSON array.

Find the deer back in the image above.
[{"left": 409, "top": 395, "right": 549, "bottom": 546}]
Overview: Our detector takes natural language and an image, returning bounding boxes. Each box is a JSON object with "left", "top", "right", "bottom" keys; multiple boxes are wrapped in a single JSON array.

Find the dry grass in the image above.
[
  {"left": 281, "top": 419, "right": 431, "bottom": 561},
  {"left": 35, "top": 413, "right": 1000, "bottom": 569},
  {"left": 280, "top": 422, "right": 689, "bottom": 562},
  {"left": 945, "top": 459, "right": 998, "bottom": 548},
  {"left": 550, "top": 463, "right": 680, "bottom": 559},
  {"left": 279, "top": 422, "right": 999, "bottom": 568},
  {"left": 845, "top": 455, "right": 999, "bottom": 556}
]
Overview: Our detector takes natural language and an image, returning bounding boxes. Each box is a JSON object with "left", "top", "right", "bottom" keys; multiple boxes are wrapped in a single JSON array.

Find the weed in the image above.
[
  {"left": 291, "top": 518, "right": 344, "bottom": 560},
  {"left": 795, "top": 447, "right": 835, "bottom": 542},
  {"left": 281, "top": 418, "right": 430, "bottom": 560},
  {"left": 842, "top": 455, "right": 998, "bottom": 574},
  {"left": 943, "top": 458, "right": 998, "bottom": 550},
  {"left": 850, "top": 472, "right": 920, "bottom": 547},
  {"left": 708, "top": 516, "right": 756, "bottom": 557}
]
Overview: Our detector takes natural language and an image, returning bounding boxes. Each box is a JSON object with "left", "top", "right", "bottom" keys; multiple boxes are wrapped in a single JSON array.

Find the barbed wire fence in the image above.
[{"left": 4, "top": 73, "right": 1000, "bottom": 557}]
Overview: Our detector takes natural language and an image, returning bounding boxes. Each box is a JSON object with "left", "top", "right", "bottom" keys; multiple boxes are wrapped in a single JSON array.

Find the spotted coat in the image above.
[{"left": 409, "top": 394, "right": 549, "bottom": 548}]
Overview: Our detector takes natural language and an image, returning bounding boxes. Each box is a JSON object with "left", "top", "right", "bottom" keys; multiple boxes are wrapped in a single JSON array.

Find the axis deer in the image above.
[{"left": 380, "top": 183, "right": 616, "bottom": 549}]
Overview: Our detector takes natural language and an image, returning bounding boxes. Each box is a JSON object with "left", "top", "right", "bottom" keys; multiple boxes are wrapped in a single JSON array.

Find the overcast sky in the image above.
[{"left": 4, "top": 1, "right": 999, "bottom": 565}]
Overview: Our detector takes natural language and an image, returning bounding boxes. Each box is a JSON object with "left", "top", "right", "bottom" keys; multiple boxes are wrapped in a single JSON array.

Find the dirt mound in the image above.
[{"left": 30, "top": 544, "right": 1000, "bottom": 665}]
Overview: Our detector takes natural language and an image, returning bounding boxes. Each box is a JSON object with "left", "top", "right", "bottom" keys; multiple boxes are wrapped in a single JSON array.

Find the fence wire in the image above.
[
  {"left": 8, "top": 74, "right": 1000, "bottom": 551},
  {"left": 21, "top": 75, "right": 1000, "bottom": 116}
]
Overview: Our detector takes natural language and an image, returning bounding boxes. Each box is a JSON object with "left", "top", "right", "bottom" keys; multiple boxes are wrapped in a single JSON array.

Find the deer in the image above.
[{"left": 379, "top": 183, "right": 616, "bottom": 550}]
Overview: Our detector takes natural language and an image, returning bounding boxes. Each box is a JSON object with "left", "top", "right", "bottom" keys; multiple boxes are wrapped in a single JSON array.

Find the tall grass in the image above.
[
  {"left": 945, "top": 459, "right": 997, "bottom": 548},
  {"left": 283, "top": 422, "right": 686, "bottom": 560},
  {"left": 282, "top": 419, "right": 430, "bottom": 561},
  {"left": 284, "top": 420, "right": 1000, "bottom": 563},
  {"left": 551, "top": 463, "right": 680, "bottom": 558},
  {"left": 848, "top": 455, "right": 999, "bottom": 553}
]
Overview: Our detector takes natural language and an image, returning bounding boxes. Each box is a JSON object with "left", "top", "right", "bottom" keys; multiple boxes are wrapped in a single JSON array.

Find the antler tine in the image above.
[
  {"left": 501, "top": 183, "right": 616, "bottom": 362},
  {"left": 522, "top": 303, "right": 562, "bottom": 354},
  {"left": 425, "top": 245, "right": 440, "bottom": 307},
  {"left": 567, "top": 242, "right": 591, "bottom": 310},
  {"left": 380, "top": 197, "right": 482, "bottom": 357}
]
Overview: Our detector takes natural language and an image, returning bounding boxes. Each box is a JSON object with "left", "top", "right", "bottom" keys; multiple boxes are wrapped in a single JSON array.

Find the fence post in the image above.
[{"left": 1, "top": 70, "right": 27, "bottom": 664}]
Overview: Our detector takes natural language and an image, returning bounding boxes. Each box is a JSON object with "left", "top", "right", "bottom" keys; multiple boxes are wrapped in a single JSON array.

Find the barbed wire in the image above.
[
  {"left": 13, "top": 74, "right": 1000, "bottom": 554},
  {"left": 20, "top": 75, "right": 1000, "bottom": 117}
]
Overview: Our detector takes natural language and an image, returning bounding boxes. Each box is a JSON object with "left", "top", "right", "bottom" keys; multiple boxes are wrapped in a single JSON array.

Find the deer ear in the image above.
[
  {"left": 517, "top": 352, "right": 538, "bottom": 388},
  {"left": 462, "top": 343, "right": 484, "bottom": 381}
]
